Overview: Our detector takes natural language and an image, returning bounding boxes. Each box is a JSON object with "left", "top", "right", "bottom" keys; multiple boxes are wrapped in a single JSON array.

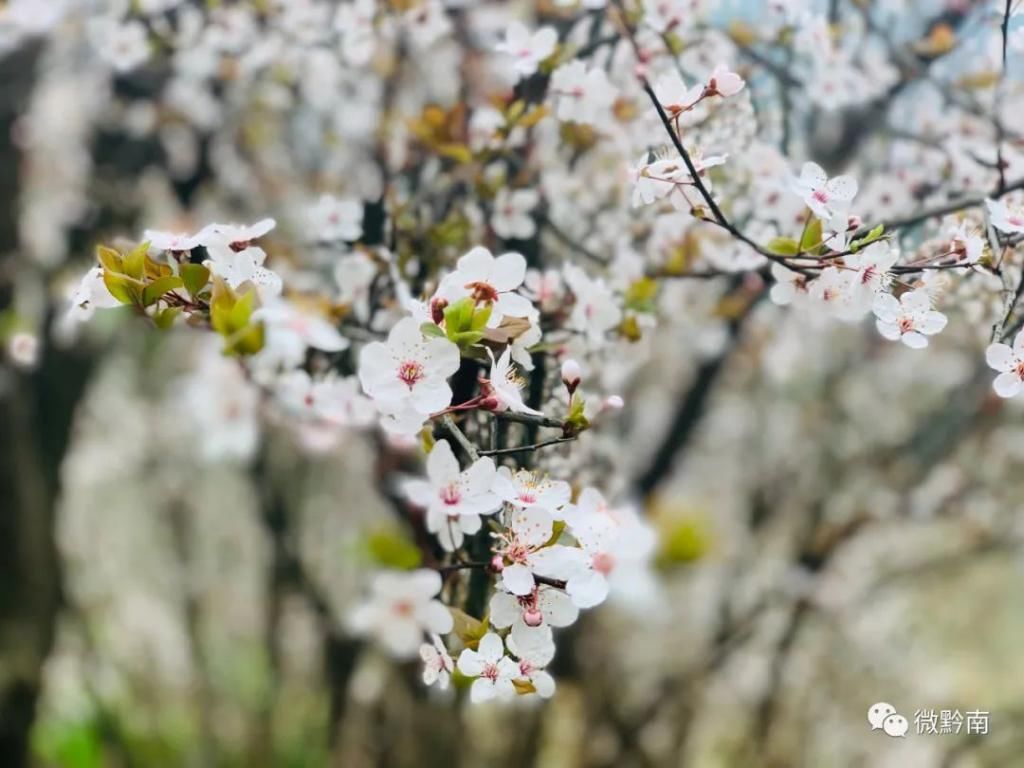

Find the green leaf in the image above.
[
  {"left": 222, "top": 322, "right": 264, "bottom": 356},
  {"left": 449, "top": 607, "right": 488, "bottom": 649},
  {"left": 229, "top": 289, "right": 256, "bottom": 330},
  {"left": 142, "top": 275, "right": 183, "bottom": 307},
  {"left": 420, "top": 322, "right": 445, "bottom": 338},
  {"left": 565, "top": 393, "right": 589, "bottom": 435},
  {"left": 153, "top": 306, "right": 182, "bottom": 329},
  {"left": 449, "top": 331, "right": 484, "bottom": 347},
  {"left": 95, "top": 245, "right": 122, "bottom": 273},
  {"left": 469, "top": 303, "right": 492, "bottom": 331},
  {"left": 180, "top": 263, "right": 210, "bottom": 297},
  {"left": 365, "top": 529, "right": 422, "bottom": 570},
  {"left": 849, "top": 224, "right": 885, "bottom": 253},
  {"left": 102, "top": 271, "right": 141, "bottom": 306},
  {"left": 766, "top": 236, "right": 800, "bottom": 256},
  {"left": 800, "top": 217, "right": 822, "bottom": 254},
  {"left": 121, "top": 241, "right": 149, "bottom": 280},
  {"left": 543, "top": 520, "right": 567, "bottom": 548}
]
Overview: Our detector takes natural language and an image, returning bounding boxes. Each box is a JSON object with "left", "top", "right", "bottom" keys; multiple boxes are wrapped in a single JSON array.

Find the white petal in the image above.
[
  {"left": 986, "top": 343, "right": 1014, "bottom": 372},
  {"left": 876, "top": 320, "right": 902, "bottom": 341},
  {"left": 490, "top": 252, "right": 527, "bottom": 292},
  {"left": 871, "top": 292, "right": 900, "bottom": 322},
  {"left": 901, "top": 331, "right": 928, "bottom": 349},
  {"left": 489, "top": 591, "right": 520, "bottom": 628},
  {"left": 426, "top": 440, "right": 460, "bottom": 485},
  {"left": 994, "top": 371, "right": 1023, "bottom": 398},
  {"left": 477, "top": 632, "right": 505, "bottom": 662},
  {"left": 566, "top": 571, "right": 609, "bottom": 608},
  {"left": 917, "top": 311, "right": 947, "bottom": 335},
  {"left": 825, "top": 174, "right": 858, "bottom": 202},
  {"left": 501, "top": 564, "right": 535, "bottom": 596},
  {"left": 458, "top": 648, "right": 484, "bottom": 677}
]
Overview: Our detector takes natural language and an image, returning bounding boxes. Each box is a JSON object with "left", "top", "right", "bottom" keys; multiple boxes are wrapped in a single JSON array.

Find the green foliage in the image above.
[
  {"left": 209, "top": 279, "right": 264, "bottom": 356},
  {"left": 765, "top": 236, "right": 800, "bottom": 256},
  {"left": 443, "top": 297, "right": 491, "bottom": 348},
  {"left": 96, "top": 242, "right": 189, "bottom": 314},
  {"left": 657, "top": 517, "right": 711, "bottom": 568},
  {"left": 364, "top": 529, "right": 422, "bottom": 570},
  {"left": 448, "top": 607, "right": 488, "bottom": 649},
  {"left": 179, "top": 263, "right": 210, "bottom": 298},
  {"left": 849, "top": 223, "right": 886, "bottom": 253},
  {"left": 624, "top": 277, "right": 659, "bottom": 314},
  {"left": 800, "top": 216, "right": 823, "bottom": 255},
  {"left": 564, "top": 393, "right": 589, "bottom": 436}
]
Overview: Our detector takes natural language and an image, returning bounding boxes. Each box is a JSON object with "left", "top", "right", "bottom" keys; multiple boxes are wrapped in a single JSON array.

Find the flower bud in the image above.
[
  {"left": 489, "top": 555, "right": 504, "bottom": 573},
  {"left": 523, "top": 608, "right": 544, "bottom": 627},
  {"left": 846, "top": 215, "right": 863, "bottom": 231},
  {"left": 602, "top": 395, "right": 624, "bottom": 412},
  {"left": 6, "top": 332, "right": 39, "bottom": 370},
  {"left": 560, "top": 358, "right": 582, "bottom": 395},
  {"left": 430, "top": 297, "right": 448, "bottom": 325}
]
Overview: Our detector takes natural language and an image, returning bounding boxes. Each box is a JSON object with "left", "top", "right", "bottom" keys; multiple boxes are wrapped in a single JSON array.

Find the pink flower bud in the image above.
[
  {"left": 430, "top": 297, "right": 448, "bottom": 325},
  {"left": 601, "top": 395, "right": 624, "bottom": 412},
  {"left": 523, "top": 608, "right": 544, "bottom": 627},
  {"left": 846, "top": 215, "right": 863, "bottom": 231},
  {"left": 489, "top": 555, "right": 504, "bottom": 573},
  {"left": 560, "top": 358, "right": 582, "bottom": 394}
]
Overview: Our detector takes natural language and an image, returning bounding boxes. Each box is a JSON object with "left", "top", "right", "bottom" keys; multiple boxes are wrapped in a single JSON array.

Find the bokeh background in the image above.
[{"left": 2, "top": 1, "right": 1024, "bottom": 767}]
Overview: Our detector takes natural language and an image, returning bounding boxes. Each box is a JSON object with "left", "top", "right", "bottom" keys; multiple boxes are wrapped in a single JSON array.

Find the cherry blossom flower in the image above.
[
  {"left": 631, "top": 155, "right": 685, "bottom": 207},
  {"left": 769, "top": 261, "right": 811, "bottom": 306},
  {"left": 985, "top": 330, "right": 1024, "bottom": 398},
  {"left": 491, "top": 188, "right": 539, "bottom": 240},
  {"left": 560, "top": 488, "right": 657, "bottom": 608},
  {"left": 6, "top": 331, "right": 38, "bottom": 369},
  {"left": 809, "top": 266, "right": 859, "bottom": 320},
  {"left": 400, "top": 440, "right": 502, "bottom": 551},
  {"left": 523, "top": 268, "right": 564, "bottom": 313},
  {"left": 197, "top": 218, "right": 276, "bottom": 250},
  {"left": 872, "top": 289, "right": 947, "bottom": 349},
  {"left": 492, "top": 467, "right": 571, "bottom": 515},
  {"left": 506, "top": 625, "right": 557, "bottom": 699},
  {"left": 485, "top": 346, "right": 543, "bottom": 416},
  {"left": 456, "top": 632, "right": 519, "bottom": 703},
  {"left": 419, "top": 634, "right": 454, "bottom": 690},
  {"left": 307, "top": 195, "right": 363, "bottom": 242},
  {"left": 495, "top": 23, "right": 557, "bottom": 79},
  {"left": 705, "top": 64, "right": 745, "bottom": 97},
  {"left": 652, "top": 70, "right": 704, "bottom": 116},
  {"left": 490, "top": 584, "right": 578, "bottom": 632},
  {"left": 841, "top": 241, "right": 898, "bottom": 316},
  {"left": 947, "top": 222, "right": 985, "bottom": 265},
  {"left": 143, "top": 228, "right": 202, "bottom": 253},
  {"left": 791, "top": 161, "right": 858, "bottom": 219},
  {"left": 348, "top": 569, "right": 454, "bottom": 659},
  {"left": 67, "top": 266, "right": 120, "bottom": 322},
  {"left": 436, "top": 246, "right": 533, "bottom": 326},
  {"left": 549, "top": 60, "right": 616, "bottom": 125},
  {"left": 275, "top": 370, "right": 375, "bottom": 429},
  {"left": 200, "top": 218, "right": 281, "bottom": 297},
  {"left": 986, "top": 198, "right": 1024, "bottom": 235},
  {"left": 564, "top": 264, "right": 622, "bottom": 343},
  {"left": 334, "top": 251, "right": 377, "bottom": 323},
  {"left": 358, "top": 316, "right": 461, "bottom": 427},
  {"left": 92, "top": 19, "right": 150, "bottom": 72},
  {"left": 204, "top": 245, "right": 283, "bottom": 297},
  {"left": 252, "top": 302, "right": 349, "bottom": 370},
  {"left": 334, "top": 0, "right": 377, "bottom": 66},
  {"left": 492, "top": 506, "right": 571, "bottom": 596}
]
